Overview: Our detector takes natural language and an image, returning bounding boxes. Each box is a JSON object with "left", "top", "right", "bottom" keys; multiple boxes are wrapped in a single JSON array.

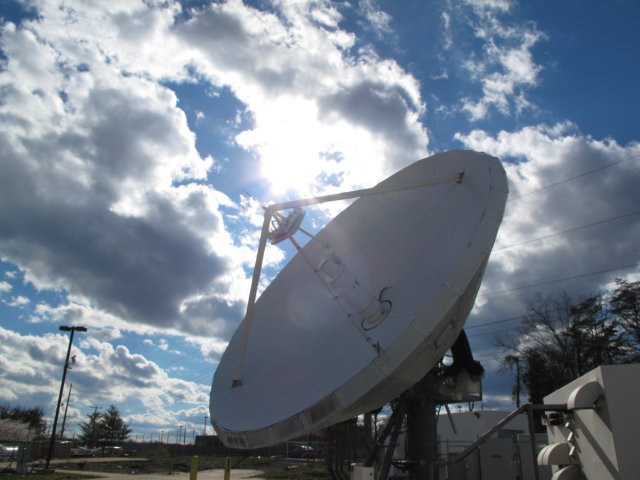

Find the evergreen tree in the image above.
[
  {"left": 101, "top": 405, "right": 131, "bottom": 446},
  {"left": 79, "top": 405, "right": 130, "bottom": 448},
  {"left": 79, "top": 410, "right": 102, "bottom": 448}
]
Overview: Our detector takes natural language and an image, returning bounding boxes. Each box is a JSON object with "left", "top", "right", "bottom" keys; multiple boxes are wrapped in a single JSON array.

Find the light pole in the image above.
[
  {"left": 45, "top": 325, "right": 87, "bottom": 470},
  {"left": 160, "top": 430, "right": 164, "bottom": 443},
  {"left": 203, "top": 415, "right": 208, "bottom": 436}
]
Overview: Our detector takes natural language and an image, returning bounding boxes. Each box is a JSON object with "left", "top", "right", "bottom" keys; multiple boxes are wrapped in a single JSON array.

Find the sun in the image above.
[{"left": 260, "top": 151, "right": 320, "bottom": 197}]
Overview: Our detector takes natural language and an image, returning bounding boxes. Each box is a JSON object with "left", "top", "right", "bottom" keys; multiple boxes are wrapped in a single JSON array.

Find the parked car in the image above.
[
  {"left": 288, "top": 445, "right": 315, "bottom": 458},
  {"left": 70, "top": 446, "right": 99, "bottom": 457},
  {"left": 0, "top": 444, "right": 18, "bottom": 459}
]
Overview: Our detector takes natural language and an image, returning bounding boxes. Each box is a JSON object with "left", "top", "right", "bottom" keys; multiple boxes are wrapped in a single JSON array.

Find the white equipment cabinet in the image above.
[
  {"left": 540, "top": 364, "right": 640, "bottom": 480},
  {"left": 350, "top": 466, "right": 375, "bottom": 480}
]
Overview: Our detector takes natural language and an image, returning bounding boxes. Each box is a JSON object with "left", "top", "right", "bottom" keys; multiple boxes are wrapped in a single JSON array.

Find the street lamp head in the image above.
[{"left": 59, "top": 325, "right": 88, "bottom": 332}]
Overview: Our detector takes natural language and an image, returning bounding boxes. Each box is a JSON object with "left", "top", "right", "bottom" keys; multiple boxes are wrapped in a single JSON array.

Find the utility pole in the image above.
[
  {"left": 60, "top": 383, "right": 73, "bottom": 439},
  {"left": 46, "top": 325, "right": 87, "bottom": 471},
  {"left": 515, "top": 357, "right": 521, "bottom": 408}
]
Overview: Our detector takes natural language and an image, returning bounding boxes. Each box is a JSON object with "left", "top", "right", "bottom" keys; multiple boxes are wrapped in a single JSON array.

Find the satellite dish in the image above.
[{"left": 210, "top": 150, "right": 508, "bottom": 449}]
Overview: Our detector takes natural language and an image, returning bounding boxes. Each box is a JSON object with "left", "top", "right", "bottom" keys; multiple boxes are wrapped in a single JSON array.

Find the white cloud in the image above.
[
  {"left": 0, "top": 5, "right": 250, "bottom": 338},
  {"left": 170, "top": 0, "right": 427, "bottom": 194},
  {"left": 4, "top": 270, "right": 18, "bottom": 279},
  {"left": 0, "top": 0, "right": 430, "bottom": 350},
  {"left": 464, "top": 0, "right": 512, "bottom": 13},
  {"left": 443, "top": 2, "right": 545, "bottom": 120},
  {"left": 5, "top": 296, "right": 30, "bottom": 307},
  {"left": 0, "top": 328, "right": 73, "bottom": 409},
  {"left": 7, "top": 0, "right": 629, "bottom": 427},
  {"left": 456, "top": 124, "right": 640, "bottom": 348},
  {"left": 359, "top": 0, "right": 393, "bottom": 37},
  {"left": 73, "top": 336, "right": 208, "bottom": 413},
  {"left": 441, "top": 11, "right": 453, "bottom": 50},
  {"left": 462, "top": 28, "right": 543, "bottom": 119}
]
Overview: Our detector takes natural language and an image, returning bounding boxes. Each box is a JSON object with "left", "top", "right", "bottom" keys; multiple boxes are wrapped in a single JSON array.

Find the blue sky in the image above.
[{"left": 1, "top": 0, "right": 639, "bottom": 441}]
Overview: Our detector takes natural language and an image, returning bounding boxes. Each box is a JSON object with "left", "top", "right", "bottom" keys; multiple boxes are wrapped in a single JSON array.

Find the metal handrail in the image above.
[{"left": 448, "top": 403, "right": 567, "bottom": 480}]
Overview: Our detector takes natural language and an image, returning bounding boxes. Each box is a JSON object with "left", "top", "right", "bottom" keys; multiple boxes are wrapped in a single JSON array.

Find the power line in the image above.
[
  {"left": 464, "top": 153, "right": 640, "bottom": 332},
  {"left": 467, "top": 326, "right": 522, "bottom": 339},
  {"left": 180, "top": 364, "right": 215, "bottom": 384},
  {"left": 139, "top": 153, "right": 640, "bottom": 387},
  {"left": 493, "top": 208, "right": 640, "bottom": 252},
  {"left": 508, "top": 152, "right": 640, "bottom": 202},
  {"left": 481, "top": 263, "right": 639, "bottom": 297},
  {"left": 465, "top": 315, "right": 525, "bottom": 330}
]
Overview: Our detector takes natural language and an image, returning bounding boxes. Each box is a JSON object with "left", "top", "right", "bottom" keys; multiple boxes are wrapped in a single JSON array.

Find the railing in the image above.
[{"left": 447, "top": 403, "right": 567, "bottom": 480}]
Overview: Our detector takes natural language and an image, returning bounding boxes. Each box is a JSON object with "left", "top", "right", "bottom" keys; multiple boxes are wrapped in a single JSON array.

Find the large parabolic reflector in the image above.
[{"left": 210, "top": 150, "right": 508, "bottom": 449}]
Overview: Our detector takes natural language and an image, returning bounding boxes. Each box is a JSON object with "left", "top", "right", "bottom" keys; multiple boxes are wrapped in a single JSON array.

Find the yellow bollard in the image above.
[
  {"left": 224, "top": 457, "right": 231, "bottom": 480},
  {"left": 190, "top": 455, "right": 199, "bottom": 480}
]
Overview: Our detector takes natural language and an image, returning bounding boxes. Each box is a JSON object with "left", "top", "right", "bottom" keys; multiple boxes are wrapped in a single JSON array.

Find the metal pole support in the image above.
[
  {"left": 224, "top": 457, "right": 231, "bottom": 480},
  {"left": 190, "top": 456, "right": 198, "bottom": 480}
]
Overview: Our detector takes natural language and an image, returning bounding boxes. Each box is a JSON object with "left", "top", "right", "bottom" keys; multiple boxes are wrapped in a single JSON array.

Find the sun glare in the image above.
[
  {"left": 261, "top": 152, "right": 320, "bottom": 197},
  {"left": 249, "top": 97, "right": 335, "bottom": 198}
]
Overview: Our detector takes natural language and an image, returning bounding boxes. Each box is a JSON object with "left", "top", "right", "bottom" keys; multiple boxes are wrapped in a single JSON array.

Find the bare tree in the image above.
[
  {"left": 497, "top": 287, "right": 632, "bottom": 406},
  {"left": 610, "top": 278, "right": 640, "bottom": 358}
]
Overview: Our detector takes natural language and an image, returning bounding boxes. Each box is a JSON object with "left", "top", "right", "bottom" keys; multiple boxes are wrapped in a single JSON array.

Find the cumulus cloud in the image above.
[
  {"left": 0, "top": 14, "right": 243, "bottom": 335},
  {"left": 0, "top": 0, "right": 435, "bottom": 427},
  {"left": 0, "top": 0, "right": 430, "bottom": 345},
  {"left": 0, "top": 326, "right": 208, "bottom": 430},
  {"left": 5, "top": 296, "right": 30, "bottom": 307},
  {"left": 3, "top": 0, "right": 633, "bottom": 422},
  {"left": 455, "top": 125, "right": 640, "bottom": 362},
  {"left": 0, "top": 328, "right": 76, "bottom": 407},
  {"left": 172, "top": 0, "right": 428, "bottom": 193}
]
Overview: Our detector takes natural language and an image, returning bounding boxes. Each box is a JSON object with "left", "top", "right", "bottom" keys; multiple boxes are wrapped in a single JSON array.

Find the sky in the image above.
[{"left": 1, "top": 0, "right": 639, "bottom": 442}]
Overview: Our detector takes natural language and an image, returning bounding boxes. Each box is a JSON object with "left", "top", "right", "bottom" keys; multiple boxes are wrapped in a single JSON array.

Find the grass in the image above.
[
  {"left": 0, "top": 471, "right": 100, "bottom": 480},
  {"left": 0, "top": 456, "right": 334, "bottom": 480},
  {"left": 253, "top": 463, "right": 331, "bottom": 480}
]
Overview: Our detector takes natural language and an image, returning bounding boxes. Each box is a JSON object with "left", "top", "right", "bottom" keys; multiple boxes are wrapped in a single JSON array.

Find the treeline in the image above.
[
  {"left": 0, "top": 406, "right": 44, "bottom": 428},
  {"left": 498, "top": 278, "right": 640, "bottom": 405},
  {"left": 0, "top": 404, "right": 131, "bottom": 445},
  {"left": 0, "top": 405, "right": 46, "bottom": 437}
]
